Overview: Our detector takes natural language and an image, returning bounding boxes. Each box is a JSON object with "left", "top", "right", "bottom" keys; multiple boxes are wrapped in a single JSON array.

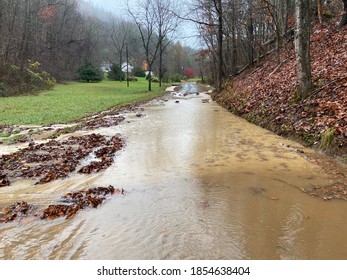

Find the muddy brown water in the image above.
[{"left": 0, "top": 83, "right": 347, "bottom": 260}]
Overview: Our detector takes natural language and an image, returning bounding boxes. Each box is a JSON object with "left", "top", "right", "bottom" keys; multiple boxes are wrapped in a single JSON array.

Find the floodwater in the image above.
[{"left": 0, "top": 83, "right": 347, "bottom": 260}]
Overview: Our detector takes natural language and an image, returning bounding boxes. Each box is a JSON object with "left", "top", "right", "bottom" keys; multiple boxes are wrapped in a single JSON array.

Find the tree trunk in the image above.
[
  {"left": 4, "top": 1, "right": 19, "bottom": 62},
  {"left": 284, "top": 0, "right": 291, "bottom": 53},
  {"left": 200, "top": 64, "right": 204, "bottom": 83},
  {"left": 126, "top": 44, "right": 129, "bottom": 87},
  {"left": 119, "top": 52, "right": 123, "bottom": 82},
  {"left": 294, "top": 0, "right": 312, "bottom": 98},
  {"left": 158, "top": 31, "right": 163, "bottom": 88},
  {"left": 148, "top": 63, "right": 152, "bottom": 92},
  {"left": 247, "top": 0, "right": 254, "bottom": 66},
  {"left": 231, "top": 0, "right": 237, "bottom": 75},
  {"left": 19, "top": 0, "right": 31, "bottom": 70},
  {"left": 214, "top": 0, "right": 223, "bottom": 92},
  {"left": 338, "top": 0, "right": 347, "bottom": 28}
]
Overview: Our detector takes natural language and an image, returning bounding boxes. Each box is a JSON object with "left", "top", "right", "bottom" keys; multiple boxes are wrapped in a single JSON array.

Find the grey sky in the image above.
[
  {"left": 85, "top": 0, "right": 128, "bottom": 18},
  {"left": 86, "top": 0, "right": 200, "bottom": 48}
]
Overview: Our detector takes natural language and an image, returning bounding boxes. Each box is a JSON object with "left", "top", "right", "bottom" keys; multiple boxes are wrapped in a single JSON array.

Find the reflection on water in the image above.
[{"left": 1, "top": 83, "right": 347, "bottom": 260}]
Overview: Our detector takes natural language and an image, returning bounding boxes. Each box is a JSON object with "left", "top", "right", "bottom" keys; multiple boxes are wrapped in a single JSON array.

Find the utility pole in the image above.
[{"left": 126, "top": 44, "right": 129, "bottom": 87}]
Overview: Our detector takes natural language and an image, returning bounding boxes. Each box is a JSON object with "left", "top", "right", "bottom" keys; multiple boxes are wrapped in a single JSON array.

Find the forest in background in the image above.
[{"left": 0, "top": 0, "right": 198, "bottom": 96}]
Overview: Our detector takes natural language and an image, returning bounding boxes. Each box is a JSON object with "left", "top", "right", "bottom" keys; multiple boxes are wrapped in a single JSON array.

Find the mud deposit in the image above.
[
  {"left": 0, "top": 134, "right": 124, "bottom": 185},
  {"left": 0, "top": 186, "right": 123, "bottom": 223}
]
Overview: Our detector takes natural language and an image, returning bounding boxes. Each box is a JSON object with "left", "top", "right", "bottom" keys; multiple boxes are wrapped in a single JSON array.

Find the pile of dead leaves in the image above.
[
  {"left": 41, "top": 185, "right": 124, "bottom": 220},
  {"left": 82, "top": 115, "right": 125, "bottom": 130},
  {"left": 305, "top": 184, "right": 347, "bottom": 201},
  {"left": 78, "top": 135, "right": 124, "bottom": 174},
  {"left": 0, "top": 133, "right": 125, "bottom": 186},
  {"left": 0, "top": 186, "right": 124, "bottom": 223},
  {"left": 215, "top": 22, "right": 346, "bottom": 156},
  {"left": 0, "top": 201, "right": 37, "bottom": 223},
  {"left": 0, "top": 174, "right": 10, "bottom": 187}
]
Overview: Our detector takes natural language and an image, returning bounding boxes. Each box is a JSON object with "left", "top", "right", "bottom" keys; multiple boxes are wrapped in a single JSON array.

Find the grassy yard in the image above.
[{"left": 0, "top": 78, "right": 167, "bottom": 125}]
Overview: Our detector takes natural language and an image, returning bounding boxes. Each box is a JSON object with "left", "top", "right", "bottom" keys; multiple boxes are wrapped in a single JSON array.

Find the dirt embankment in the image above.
[{"left": 212, "top": 22, "right": 347, "bottom": 161}]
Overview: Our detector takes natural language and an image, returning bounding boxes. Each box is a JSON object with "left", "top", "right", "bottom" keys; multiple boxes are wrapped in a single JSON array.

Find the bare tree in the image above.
[
  {"left": 128, "top": 0, "right": 162, "bottom": 91},
  {"left": 187, "top": 0, "right": 224, "bottom": 91},
  {"left": 214, "top": 0, "right": 224, "bottom": 91},
  {"left": 153, "top": 0, "right": 180, "bottom": 87},
  {"left": 110, "top": 19, "right": 131, "bottom": 81}
]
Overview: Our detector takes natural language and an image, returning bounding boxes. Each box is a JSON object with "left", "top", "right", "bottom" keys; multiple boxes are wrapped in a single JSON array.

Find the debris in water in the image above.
[
  {"left": 82, "top": 116, "right": 125, "bottom": 130},
  {"left": 0, "top": 202, "right": 37, "bottom": 223},
  {"left": 278, "top": 142, "right": 305, "bottom": 154},
  {"left": 42, "top": 185, "right": 123, "bottom": 220},
  {"left": 307, "top": 183, "right": 347, "bottom": 201},
  {"left": 250, "top": 187, "right": 266, "bottom": 195},
  {"left": 78, "top": 136, "right": 124, "bottom": 174},
  {"left": 0, "top": 174, "right": 10, "bottom": 187},
  {"left": 0, "top": 186, "right": 124, "bottom": 223},
  {"left": 0, "top": 134, "right": 125, "bottom": 185},
  {"left": 202, "top": 99, "right": 210, "bottom": 103}
]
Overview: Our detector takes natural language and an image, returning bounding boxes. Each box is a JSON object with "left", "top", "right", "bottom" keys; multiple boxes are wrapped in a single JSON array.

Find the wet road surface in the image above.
[{"left": 0, "top": 83, "right": 347, "bottom": 259}]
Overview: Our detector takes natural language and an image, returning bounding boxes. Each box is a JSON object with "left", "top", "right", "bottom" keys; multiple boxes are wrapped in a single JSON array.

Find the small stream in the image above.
[{"left": 0, "top": 83, "right": 346, "bottom": 259}]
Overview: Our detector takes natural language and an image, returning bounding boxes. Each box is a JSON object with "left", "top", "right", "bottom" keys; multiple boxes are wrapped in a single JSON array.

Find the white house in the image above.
[
  {"left": 145, "top": 71, "right": 155, "bottom": 77},
  {"left": 121, "top": 62, "right": 134, "bottom": 73},
  {"left": 100, "top": 63, "right": 112, "bottom": 72}
]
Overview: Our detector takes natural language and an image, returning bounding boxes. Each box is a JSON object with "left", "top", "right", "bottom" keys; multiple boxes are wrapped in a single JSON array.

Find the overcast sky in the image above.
[
  {"left": 86, "top": 0, "right": 128, "bottom": 17},
  {"left": 86, "top": 0, "right": 200, "bottom": 48}
]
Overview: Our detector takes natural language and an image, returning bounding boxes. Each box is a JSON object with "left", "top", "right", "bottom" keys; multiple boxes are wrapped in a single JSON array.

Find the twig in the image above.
[
  {"left": 269, "top": 58, "right": 289, "bottom": 76},
  {"left": 311, "top": 75, "right": 347, "bottom": 95}
]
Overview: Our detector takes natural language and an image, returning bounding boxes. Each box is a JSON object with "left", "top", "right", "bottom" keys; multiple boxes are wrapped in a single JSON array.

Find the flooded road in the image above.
[{"left": 1, "top": 83, "right": 347, "bottom": 259}]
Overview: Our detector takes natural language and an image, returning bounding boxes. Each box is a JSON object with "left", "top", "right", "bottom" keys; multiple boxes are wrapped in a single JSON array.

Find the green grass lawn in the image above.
[{"left": 0, "top": 78, "right": 167, "bottom": 125}]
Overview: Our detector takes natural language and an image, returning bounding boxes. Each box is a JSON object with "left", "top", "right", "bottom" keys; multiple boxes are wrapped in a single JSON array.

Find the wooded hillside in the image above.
[{"left": 213, "top": 21, "right": 346, "bottom": 158}]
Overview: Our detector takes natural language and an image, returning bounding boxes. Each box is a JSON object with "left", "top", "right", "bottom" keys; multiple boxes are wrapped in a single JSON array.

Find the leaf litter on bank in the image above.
[{"left": 214, "top": 22, "right": 346, "bottom": 154}]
